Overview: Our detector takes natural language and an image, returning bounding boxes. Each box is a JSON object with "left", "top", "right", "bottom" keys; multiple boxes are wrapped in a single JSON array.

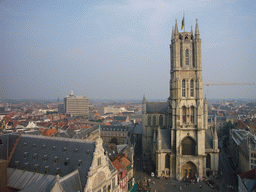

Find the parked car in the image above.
[{"left": 151, "top": 172, "right": 155, "bottom": 177}]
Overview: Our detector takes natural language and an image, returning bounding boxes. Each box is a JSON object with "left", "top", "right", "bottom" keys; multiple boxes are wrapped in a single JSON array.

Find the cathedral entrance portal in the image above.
[{"left": 181, "top": 162, "right": 197, "bottom": 179}]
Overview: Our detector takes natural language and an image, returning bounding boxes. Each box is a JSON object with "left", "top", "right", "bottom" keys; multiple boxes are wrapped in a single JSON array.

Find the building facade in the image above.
[
  {"left": 142, "top": 20, "right": 219, "bottom": 180},
  {"left": 64, "top": 91, "right": 89, "bottom": 118}
]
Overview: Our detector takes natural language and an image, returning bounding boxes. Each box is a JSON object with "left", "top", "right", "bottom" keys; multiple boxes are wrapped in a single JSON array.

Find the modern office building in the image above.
[{"left": 64, "top": 91, "right": 89, "bottom": 118}]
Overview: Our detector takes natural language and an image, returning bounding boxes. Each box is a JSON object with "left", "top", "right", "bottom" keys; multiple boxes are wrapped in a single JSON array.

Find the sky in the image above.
[{"left": 0, "top": 0, "right": 255, "bottom": 100}]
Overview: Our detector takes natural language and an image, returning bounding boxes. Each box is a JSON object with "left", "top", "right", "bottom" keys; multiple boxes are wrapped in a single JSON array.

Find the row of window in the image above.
[
  {"left": 102, "top": 133, "right": 125, "bottom": 137},
  {"left": 182, "top": 79, "right": 194, "bottom": 97},
  {"left": 251, "top": 153, "right": 256, "bottom": 158},
  {"left": 103, "top": 137, "right": 125, "bottom": 142},
  {"left": 102, "top": 128, "right": 126, "bottom": 131},
  {"left": 147, "top": 115, "right": 164, "bottom": 126}
]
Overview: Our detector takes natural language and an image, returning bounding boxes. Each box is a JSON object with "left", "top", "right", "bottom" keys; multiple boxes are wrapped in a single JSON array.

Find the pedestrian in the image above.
[
  {"left": 174, "top": 184, "right": 177, "bottom": 187},
  {"left": 184, "top": 184, "right": 186, "bottom": 188},
  {"left": 200, "top": 184, "right": 202, "bottom": 188},
  {"left": 180, "top": 186, "right": 182, "bottom": 191}
]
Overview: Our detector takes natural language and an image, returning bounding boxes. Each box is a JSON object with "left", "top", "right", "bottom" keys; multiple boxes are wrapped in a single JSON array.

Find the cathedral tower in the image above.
[
  {"left": 168, "top": 19, "right": 207, "bottom": 179},
  {"left": 142, "top": 19, "right": 218, "bottom": 179}
]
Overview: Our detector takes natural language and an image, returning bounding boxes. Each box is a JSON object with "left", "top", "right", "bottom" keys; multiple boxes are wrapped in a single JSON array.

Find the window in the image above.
[
  {"left": 190, "top": 80, "right": 194, "bottom": 97},
  {"left": 182, "top": 107, "right": 186, "bottom": 124},
  {"left": 191, "top": 106, "right": 195, "bottom": 124},
  {"left": 165, "top": 154, "right": 170, "bottom": 169},
  {"left": 147, "top": 115, "right": 151, "bottom": 126},
  {"left": 64, "top": 147, "right": 67, "bottom": 151},
  {"left": 153, "top": 115, "right": 156, "bottom": 126},
  {"left": 33, "top": 154, "right": 37, "bottom": 160},
  {"left": 206, "top": 154, "right": 211, "bottom": 168},
  {"left": 185, "top": 49, "right": 189, "bottom": 65},
  {"left": 182, "top": 137, "right": 196, "bottom": 155},
  {"left": 159, "top": 115, "right": 163, "bottom": 126},
  {"left": 182, "top": 79, "right": 186, "bottom": 97},
  {"left": 44, "top": 166, "right": 49, "bottom": 174},
  {"left": 64, "top": 158, "right": 69, "bottom": 166},
  {"left": 54, "top": 157, "right": 58, "bottom": 164},
  {"left": 78, "top": 160, "right": 82, "bottom": 167},
  {"left": 24, "top": 152, "right": 28, "bottom": 159},
  {"left": 98, "top": 157, "right": 101, "bottom": 166}
]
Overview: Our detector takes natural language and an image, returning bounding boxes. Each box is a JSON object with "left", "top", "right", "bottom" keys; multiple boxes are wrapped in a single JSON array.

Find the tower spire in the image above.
[
  {"left": 172, "top": 26, "right": 174, "bottom": 39},
  {"left": 195, "top": 19, "right": 200, "bottom": 38},
  {"left": 175, "top": 19, "right": 179, "bottom": 34},
  {"left": 191, "top": 25, "right": 194, "bottom": 38}
]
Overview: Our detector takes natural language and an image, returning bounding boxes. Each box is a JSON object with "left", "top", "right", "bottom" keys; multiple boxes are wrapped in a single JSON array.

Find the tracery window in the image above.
[
  {"left": 182, "top": 106, "right": 186, "bottom": 124},
  {"left": 148, "top": 115, "right": 151, "bottom": 126},
  {"left": 185, "top": 49, "right": 189, "bottom": 65},
  {"left": 153, "top": 115, "right": 156, "bottom": 126},
  {"left": 159, "top": 115, "right": 163, "bottom": 126},
  {"left": 182, "top": 137, "right": 196, "bottom": 155},
  {"left": 182, "top": 79, "right": 186, "bottom": 97},
  {"left": 190, "top": 79, "right": 194, "bottom": 97},
  {"left": 191, "top": 106, "right": 195, "bottom": 124}
]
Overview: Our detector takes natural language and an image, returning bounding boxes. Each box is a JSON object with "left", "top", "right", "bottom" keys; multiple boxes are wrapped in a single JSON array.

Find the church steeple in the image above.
[
  {"left": 195, "top": 19, "right": 200, "bottom": 39},
  {"left": 172, "top": 26, "right": 174, "bottom": 40},
  {"left": 174, "top": 19, "right": 179, "bottom": 39}
]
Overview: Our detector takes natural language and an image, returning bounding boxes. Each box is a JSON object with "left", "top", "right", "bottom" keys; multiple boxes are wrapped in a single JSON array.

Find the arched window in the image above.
[
  {"left": 153, "top": 115, "right": 156, "bottom": 126},
  {"left": 182, "top": 137, "right": 196, "bottom": 155},
  {"left": 159, "top": 115, "right": 163, "bottom": 126},
  {"left": 182, "top": 106, "right": 186, "bottom": 124},
  {"left": 191, "top": 106, "right": 195, "bottom": 124},
  {"left": 190, "top": 80, "right": 194, "bottom": 97},
  {"left": 182, "top": 79, "right": 186, "bottom": 97},
  {"left": 147, "top": 115, "right": 151, "bottom": 126},
  {"left": 206, "top": 154, "right": 211, "bottom": 168},
  {"left": 185, "top": 49, "right": 189, "bottom": 65},
  {"left": 165, "top": 154, "right": 170, "bottom": 169}
]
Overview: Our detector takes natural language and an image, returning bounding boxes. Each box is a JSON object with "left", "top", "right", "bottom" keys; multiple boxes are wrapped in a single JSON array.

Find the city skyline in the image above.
[{"left": 1, "top": 0, "right": 256, "bottom": 100}]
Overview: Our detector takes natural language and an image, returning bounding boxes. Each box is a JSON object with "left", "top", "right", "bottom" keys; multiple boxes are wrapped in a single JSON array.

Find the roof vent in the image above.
[
  {"left": 64, "top": 158, "right": 69, "bottom": 166},
  {"left": 53, "top": 146, "right": 56, "bottom": 150},
  {"left": 43, "top": 155, "right": 48, "bottom": 162},
  {"left": 24, "top": 142, "right": 27, "bottom": 146},
  {"left": 64, "top": 147, "right": 67, "bottom": 151},
  {"left": 56, "top": 167, "right": 60, "bottom": 175},
  {"left": 33, "top": 143, "right": 36, "bottom": 147},
  {"left": 87, "top": 150, "right": 90, "bottom": 154},
  {"left": 43, "top": 145, "right": 46, "bottom": 149},
  {"left": 75, "top": 148, "right": 79, "bottom": 153},
  {"left": 78, "top": 160, "right": 82, "bottom": 167}
]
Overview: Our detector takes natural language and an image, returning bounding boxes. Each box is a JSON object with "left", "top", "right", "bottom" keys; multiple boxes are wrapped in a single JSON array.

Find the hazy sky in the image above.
[{"left": 0, "top": 0, "right": 255, "bottom": 100}]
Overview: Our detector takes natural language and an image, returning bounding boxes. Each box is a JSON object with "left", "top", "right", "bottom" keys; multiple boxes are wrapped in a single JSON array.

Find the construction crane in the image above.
[
  {"left": 203, "top": 82, "right": 255, "bottom": 86},
  {"left": 203, "top": 82, "right": 255, "bottom": 96}
]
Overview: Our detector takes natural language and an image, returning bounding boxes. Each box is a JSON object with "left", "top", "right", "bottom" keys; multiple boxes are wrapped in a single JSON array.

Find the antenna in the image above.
[{"left": 70, "top": 90, "right": 74, "bottom": 96}]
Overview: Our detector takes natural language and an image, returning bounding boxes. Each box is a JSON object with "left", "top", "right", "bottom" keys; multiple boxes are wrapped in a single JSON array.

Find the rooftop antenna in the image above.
[{"left": 70, "top": 90, "right": 74, "bottom": 96}]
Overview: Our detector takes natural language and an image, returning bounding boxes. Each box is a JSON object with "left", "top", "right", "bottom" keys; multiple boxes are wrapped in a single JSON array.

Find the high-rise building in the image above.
[
  {"left": 142, "top": 19, "right": 219, "bottom": 179},
  {"left": 64, "top": 91, "right": 89, "bottom": 118}
]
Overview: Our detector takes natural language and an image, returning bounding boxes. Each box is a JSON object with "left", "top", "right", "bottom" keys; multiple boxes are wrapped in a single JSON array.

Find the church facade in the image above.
[{"left": 142, "top": 20, "right": 219, "bottom": 180}]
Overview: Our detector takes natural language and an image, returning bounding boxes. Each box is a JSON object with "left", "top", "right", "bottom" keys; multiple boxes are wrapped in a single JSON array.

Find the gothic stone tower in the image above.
[{"left": 168, "top": 19, "right": 208, "bottom": 179}]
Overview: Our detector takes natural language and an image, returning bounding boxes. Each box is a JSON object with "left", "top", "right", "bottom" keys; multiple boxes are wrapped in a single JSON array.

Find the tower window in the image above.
[
  {"left": 185, "top": 49, "right": 189, "bottom": 65},
  {"left": 191, "top": 106, "right": 195, "bottom": 124},
  {"left": 147, "top": 115, "right": 151, "bottom": 126},
  {"left": 190, "top": 80, "right": 194, "bottom": 97},
  {"left": 159, "top": 115, "right": 163, "bottom": 126},
  {"left": 182, "top": 80, "right": 186, "bottom": 97},
  {"left": 153, "top": 115, "right": 156, "bottom": 126},
  {"left": 182, "top": 106, "right": 186, "bottom": 124}
]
